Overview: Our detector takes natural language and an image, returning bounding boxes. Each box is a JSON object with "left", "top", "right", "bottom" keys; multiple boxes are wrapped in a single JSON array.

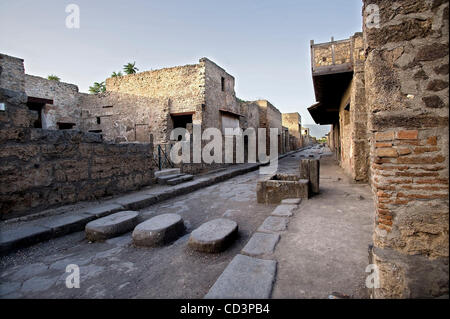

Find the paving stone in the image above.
[
  {"left": 37, "top": 213, "right": 95, "bottom": 236},
  {"left": 83, "top": 203, "right": 124, "bottom": 218},
  {"left": 241, "top": 232, "right": 280, "bottom": 257},
  {"left": 85, "top": 211, "right": 139, "bottom": 241},
  {"left": 114, "top": 193, "right": 158, "bottom": 210},
  {"left": 167, "top": 174, "right": 194, "bottom": 185},
  {"left": 0, "top": 225, "right": 52, "bottom": 255},
  {"left": 157, "top": 173, "right": 184, "bottom": 184},
  {"left": 188, "top": 218, "right": 238, "bottom": 253},
  {"left": 154, "top": 168, "right": 180, "bottom": 178},
  {"left": 21, "top": 276, "right": 58, "bottom": 293},
  {"left": 132, "top": 213, "right": 185, "bottom": 247},
  {"left": 205, "top": 254, "right": 277, "bottom": 299},
  {"left": 271, "top": 204, "right": 297, "bottom": 217},
  {"left": 9, "top": 262, "right": 48, "bottom": 281},
  {"left": 0, "top": 282, "right": 21, "bottom": 297},
  {"left": 281, "top": 198, "right": 302, "bottom": 205},
  {"left": 257, "top": 216, "right": 289, "bottom": 233}
]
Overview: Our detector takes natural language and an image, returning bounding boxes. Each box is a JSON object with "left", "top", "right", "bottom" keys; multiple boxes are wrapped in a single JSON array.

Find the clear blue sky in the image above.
[{"left": 0, "top": 0, "right": 362, "bottom": 124}]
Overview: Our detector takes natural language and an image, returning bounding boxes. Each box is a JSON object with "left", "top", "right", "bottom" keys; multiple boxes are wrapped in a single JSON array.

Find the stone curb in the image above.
[{"left": 0, "top": 150, "right": 306, "bottom": 256}]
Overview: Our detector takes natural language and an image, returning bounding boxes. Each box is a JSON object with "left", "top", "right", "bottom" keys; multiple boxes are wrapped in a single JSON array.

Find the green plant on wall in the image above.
[
  {"left": 111, "top": 71, "right": 123, "bottom": 77},
  {"left": 123, "top": 62, "right": 138, "bottom": 75},
  {"left": 89, "top": 81, "right": 106, "bottom": 94},
  {"left": 47, "top": 75, "right": 60, "bottom": 81}
]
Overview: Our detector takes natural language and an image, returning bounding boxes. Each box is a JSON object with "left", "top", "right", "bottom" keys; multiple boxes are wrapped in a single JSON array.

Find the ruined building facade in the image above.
[
  {"left": 0, "top": 54, "right": 154, "bottom": 220},
  {"left": 309, "top": 0, "right": 449, "bottom": 298}
]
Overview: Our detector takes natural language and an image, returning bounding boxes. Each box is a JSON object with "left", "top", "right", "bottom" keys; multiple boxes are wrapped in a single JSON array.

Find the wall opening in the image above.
[
  {"left": 221, "top": 77, "right": 225, "bottom": 92},
  {"left": 57, "top": 122, "right": 76, "bottom": 130},
  {"left": 96, "top": 117, "right": 101, "bottom": 124}
]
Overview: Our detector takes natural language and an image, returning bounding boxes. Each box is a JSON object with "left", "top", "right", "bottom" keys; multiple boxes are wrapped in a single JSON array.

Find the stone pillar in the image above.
[{"left": 363, "top": 0, "right": 449, "bottom": 298}]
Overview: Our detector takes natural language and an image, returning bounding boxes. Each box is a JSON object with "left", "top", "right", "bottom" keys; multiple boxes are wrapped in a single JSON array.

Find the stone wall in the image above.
[
  {"left": 0, "top": 129, "right": 153, "bottom": 220},
  {"left": 363, "top": 0, "right": 449, "bottom": 298},
  {"left": 25, "top": 75, "right": 81, "bottom": 129},
  {"left": 282, "top": 113, "right": 302, "bottom": 149},
  {"left": 79, "top": 91, "right": 169, "bottom": 144},
  {"left": 0, "top": 53, "right": 154, "bottom": 220},
  {"left": 255, "top": 100, "right": 283, "bottom": 155}
]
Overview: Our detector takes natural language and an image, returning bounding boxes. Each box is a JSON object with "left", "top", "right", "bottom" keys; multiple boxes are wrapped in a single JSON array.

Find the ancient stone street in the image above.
[{"left": 0, "top": 147, "right": 374, "bottom": 298}]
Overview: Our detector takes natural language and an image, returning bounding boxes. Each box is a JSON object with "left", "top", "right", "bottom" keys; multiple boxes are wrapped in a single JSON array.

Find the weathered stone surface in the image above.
[
  {"left": 37, "top": 213, "right": 95, "bottom": 236},
  {"left": 132, "top": 213, "right": 184, "bottom": 247},
  {"left": 188, "top": 218, "right": 238, "bottom": 253},
  {"left": 422, "top": 95, "right": 445, "bottom": 108},
  {"left": 257, "top": 216, "right": 289, "bottom": 233},
  {"left": 257, "top": 174, "right": 309, "bottom": 204},
  {"left": 281, "top": 198, "right": 302, "bottom": 205},
  {"left": 154, "top": 168, "right": 180, "bottom": 179},
  {"left": 85, "top": 211, "right": 139, "bottom": 241},
  {"left": 205, "top": 254, "right": 277, "bottom": 299},
  {"left": 271, "top": 204, "right": 297, "bottom": 217},
  {"left": 166, "top": 174, "right": 194, "bottom": 185},
  {"left": 309, "top": 159, "right": 320, "bottom": 194},
  {"left": 83, "top": 203, "right": 124, "bottom": 218},
  {"left": 114, "top": 193, "right": 158, "bottom": 210},
  {"left": 0, "top": 225, "right": 52, "bottom": 255},
  {"left": 241, "top": 232, "right": 280, "bottom": 257}
]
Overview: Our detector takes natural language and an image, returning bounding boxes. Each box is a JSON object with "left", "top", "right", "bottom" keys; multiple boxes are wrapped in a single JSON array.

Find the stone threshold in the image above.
[{"left": 0, "top": 148, "right": 305, "bottom": 256}]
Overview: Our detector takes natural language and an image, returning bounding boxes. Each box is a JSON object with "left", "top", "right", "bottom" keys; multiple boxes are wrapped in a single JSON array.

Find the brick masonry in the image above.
[{"left": 363, "top": 0, "right": 449, "bottom": 298}]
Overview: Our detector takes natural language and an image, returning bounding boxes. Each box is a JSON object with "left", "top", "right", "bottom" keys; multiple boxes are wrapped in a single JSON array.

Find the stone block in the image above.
[
  {"left": 85, "top": 211, "right": 139, "bottom": 241},
  {"left": 188, "top": 218, "right": 238, "bottom": 253},
  {"left": 241, "top": 232, "right": 280, "bottom": 257},
  {"left": 132, "top": 213, "right": 185, "bottom": 247},
  {"left": 257, "top": 216, "right": 289, "bottom": 233},
  {"left": 204, "top": 254, "right": 277, "bottom": 299},
  {"left": 257, "top": 174, "right": 309, "bottom": 204},
  {"left": 271, "top": 204, "right": 297, "bottom": 217}
]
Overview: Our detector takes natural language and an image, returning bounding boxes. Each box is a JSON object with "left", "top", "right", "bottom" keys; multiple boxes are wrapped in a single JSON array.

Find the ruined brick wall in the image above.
[
  {"left": 105, "top": 60, "right": 205, "bottom": 127},
  {"left": 0, "top": 129, "right": 153, "bottom": 220},
  {"left": 350, "top": 33, "right": 369, "bottom": 182},
  {"left": 24, "top": 75, "right": 81, "bottom": 129},
  {"left": 79, "top": 91, "right": 170, "bottom": 144},
  {"left": 282, "top": 113, "right": 302, "bottom": 149},
  {"left": 313, "top": 39, "right": 352, "bottom": 68},
  {"left": 0, "top": 54, "right": 35, "bottom": 129},
  {"left": 363, "top": 0, "right": 449, "bottom": 298},
  {"left": 255, "top": 100, "right": 283, "bottom": 155},
  {"left": 0, "top": 54, "right": 154, "bottom": 220},
  {"left": 338, "top": 81, "right": 353, "bottom": 177}
]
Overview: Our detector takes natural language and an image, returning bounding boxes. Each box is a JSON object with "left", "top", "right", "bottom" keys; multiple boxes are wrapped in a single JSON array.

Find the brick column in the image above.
[{"left": 363, "top": 0, "right": 449, "bottom": 298}]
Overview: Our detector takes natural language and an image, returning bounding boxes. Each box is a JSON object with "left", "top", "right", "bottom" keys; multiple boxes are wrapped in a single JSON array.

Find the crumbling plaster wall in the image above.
[{"left": 363, "top": 0, "right": 449, "bottom": 298}]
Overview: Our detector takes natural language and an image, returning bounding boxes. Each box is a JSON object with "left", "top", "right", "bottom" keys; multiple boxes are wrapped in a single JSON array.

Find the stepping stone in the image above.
[
  {"left": 85, "top": 211, "right": 139, "bottom": 241},
  {"left": 257, "top": 216, "right": 289, "bottom": 233},
  {"left": 188, "top": 218, "right": 238, "bottom": 253},
  {"left": 271, "top": 204, "right": 297, "bottom": 217},
  {"left": 241, "top": 232, "right": 280, "bottom": 257},
  {"left": 205, "top": 254, "right": 277, "bottom": 299},
  {"left": 132, "top": 213, "right": 185, "bottom": 247},
  {"left": 281, "top": 198, "right": 302, "bottom": 205}
]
